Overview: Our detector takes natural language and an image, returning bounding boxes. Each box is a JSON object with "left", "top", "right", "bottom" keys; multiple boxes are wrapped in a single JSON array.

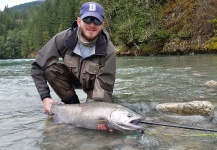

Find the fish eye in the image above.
[{"left": 128, "top": 115, "right": 131, "bottom": 118}]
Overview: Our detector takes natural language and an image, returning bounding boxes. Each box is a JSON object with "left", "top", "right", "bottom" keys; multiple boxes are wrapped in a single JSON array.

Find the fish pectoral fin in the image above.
[{"left": 52, "top": 115, "right": 63, "bottom": 124}]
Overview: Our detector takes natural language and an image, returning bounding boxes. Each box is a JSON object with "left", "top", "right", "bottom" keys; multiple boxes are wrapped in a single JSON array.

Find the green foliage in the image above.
[
  {"left": 0, "top": 0, "right": 214, "bottom": 58},
  {"left": 177, "top": 30, "right": 192, "bottom": 40},
  {"left": 208, "top": 18, "right": 217, "bottom": 26},
  {"left": 20, "top": 29, "right": 30, "bottom": 57},
  {"left": 0, "top": 36, "right": 5, "bottom": 58},
  {"left": 206, "top": 18, "right": 217, "bottom": 50},
  {"left": 4, "top": 29, "right": 22, "bottom": 58},
  {"left": 208, "top": 18, "right": 217, "bottom": 36},
  {"left": 8, "top": 1, "right": 44, "bottom": 12},
  {"left": 0, "top": 0, "right": 169, "bottom": 58},
  {"left": 206, "top": 37, "right": 217, "bottom": 50},
  {"left": 152, "top": 29, "right": 171, "bottom": 41}
]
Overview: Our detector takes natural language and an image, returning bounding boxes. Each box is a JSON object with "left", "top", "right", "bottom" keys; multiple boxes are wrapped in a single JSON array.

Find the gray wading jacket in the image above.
[{"left": 31, "top": 22, "right": 116, "bottom": 102}]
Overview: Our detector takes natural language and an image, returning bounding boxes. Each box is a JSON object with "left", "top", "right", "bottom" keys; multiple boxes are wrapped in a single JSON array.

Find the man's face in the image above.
[{"left": 77, "top": 17, "right": 104, "bottom": 42}]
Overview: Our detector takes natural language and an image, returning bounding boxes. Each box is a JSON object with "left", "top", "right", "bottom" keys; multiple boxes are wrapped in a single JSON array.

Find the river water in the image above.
[{"left": 0, "top": 55, "right": 217, "bottom": 150}]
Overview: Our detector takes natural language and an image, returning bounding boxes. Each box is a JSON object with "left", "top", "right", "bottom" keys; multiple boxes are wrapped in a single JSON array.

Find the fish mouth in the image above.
[
  {"left": 112, "top": 118, "right": 143, "bottom": 131},
  {"left": 124, "top": 118, "right": 143, "bottom": 130},
  {"left": 130, "top": 119, "right": 141, "bottom": 125}
]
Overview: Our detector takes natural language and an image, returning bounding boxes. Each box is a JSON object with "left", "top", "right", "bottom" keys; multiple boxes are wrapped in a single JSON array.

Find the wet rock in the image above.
[
  {"left": 161, "top": 115, "right": 209, "bottom": 125},
  {"left": 156, "top": 101, "right": 213, "bottom": 116},
  {"left": 211, "top": 106, "right": 217, "bottom": 123},
  {"left": 204, "top": 80, "right": 217, "bottom": 87}
]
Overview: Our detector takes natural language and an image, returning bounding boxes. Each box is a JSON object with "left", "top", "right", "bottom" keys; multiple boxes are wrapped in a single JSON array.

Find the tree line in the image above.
[
  {"left": 0, "top": 0, "right": 170, "bottom": 58},
  {"left": 1, "top": 0, "right": 216, "bottom": 59}
]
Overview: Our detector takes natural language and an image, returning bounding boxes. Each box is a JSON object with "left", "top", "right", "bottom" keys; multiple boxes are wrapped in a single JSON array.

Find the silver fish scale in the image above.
[{"left": 50, "top": 102, "right": 118, "bottom": 128}]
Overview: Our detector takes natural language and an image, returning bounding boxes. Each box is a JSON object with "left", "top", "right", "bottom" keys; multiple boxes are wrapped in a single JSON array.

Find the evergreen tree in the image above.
[{"left": 1, "top": 0, "right": 211, "bottom": 58}]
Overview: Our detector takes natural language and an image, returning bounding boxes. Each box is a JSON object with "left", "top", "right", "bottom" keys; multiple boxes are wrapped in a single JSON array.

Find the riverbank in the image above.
[
  {"left": 117, "top": 0, "right": 217, "bottom": 57},
  {"left": 1, "top": 0, "right": 216, "bottom": 59}
]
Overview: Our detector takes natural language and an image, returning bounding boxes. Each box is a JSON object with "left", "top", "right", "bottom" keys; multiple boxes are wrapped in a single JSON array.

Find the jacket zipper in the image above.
[{"left": 78, "top": 58, "right": 84, "bottom": 82}]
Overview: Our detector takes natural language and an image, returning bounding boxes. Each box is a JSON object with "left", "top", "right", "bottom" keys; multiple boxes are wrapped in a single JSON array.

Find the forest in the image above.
[{"left": 0, "top": 0, "right": 217, "bottom": 59}]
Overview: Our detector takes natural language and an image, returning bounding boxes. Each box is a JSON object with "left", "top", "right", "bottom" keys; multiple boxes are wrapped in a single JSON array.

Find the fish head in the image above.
[{"left": 110, "top": 107, "right": 144, "bottom": 131}]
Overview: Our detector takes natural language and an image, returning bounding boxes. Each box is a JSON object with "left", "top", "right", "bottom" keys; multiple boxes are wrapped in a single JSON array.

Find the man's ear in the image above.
[
  {"left": 77, "top": 17, "right": 81, "bottom": 27},
  {"left": 101, "top": 22, "right": 105, "bottom": 28}
]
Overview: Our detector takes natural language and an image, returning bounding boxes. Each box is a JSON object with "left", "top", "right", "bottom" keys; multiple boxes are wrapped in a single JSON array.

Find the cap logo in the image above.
[{"left": 89, "top": 4, "right": 96, "bottom": 11}]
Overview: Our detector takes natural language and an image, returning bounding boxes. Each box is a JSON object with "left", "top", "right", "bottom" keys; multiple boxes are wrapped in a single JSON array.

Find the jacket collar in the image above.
[{"left": 64, "top": 21, "right": 107, "bottom": 56}]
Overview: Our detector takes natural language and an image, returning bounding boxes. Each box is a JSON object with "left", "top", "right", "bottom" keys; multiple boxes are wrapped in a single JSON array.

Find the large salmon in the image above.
[{"left": 50, "top": 102, "right": 143, "bottom": 131}]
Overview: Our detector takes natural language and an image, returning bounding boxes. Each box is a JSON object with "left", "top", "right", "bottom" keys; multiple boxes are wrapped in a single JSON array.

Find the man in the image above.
[{"left": 31, "top": 2, "right": 116, "bottom": 130}]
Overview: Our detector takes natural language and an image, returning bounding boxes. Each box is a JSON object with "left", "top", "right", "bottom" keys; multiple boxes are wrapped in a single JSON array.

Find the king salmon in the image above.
[{"left": 50, "top": 102, "right": 144, "bottom": 131}]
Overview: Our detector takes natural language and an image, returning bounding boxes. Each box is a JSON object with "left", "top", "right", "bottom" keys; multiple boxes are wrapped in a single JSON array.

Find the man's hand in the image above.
[
  {"left": 97, "top": 124, "right": 113, "bottom": 132},
  {"left": 43, "top": 98, "right": 57, "bottom": 115}
]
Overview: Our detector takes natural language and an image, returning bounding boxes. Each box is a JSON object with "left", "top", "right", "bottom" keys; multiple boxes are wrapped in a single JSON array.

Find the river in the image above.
[{"left": 0, "top": 55, "right": 217, "bottom": 150}]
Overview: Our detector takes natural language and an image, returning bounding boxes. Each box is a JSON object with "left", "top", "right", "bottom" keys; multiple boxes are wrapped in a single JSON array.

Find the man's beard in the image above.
[{"left": 80, "top": 28, "right": 98, "bottom": 42}]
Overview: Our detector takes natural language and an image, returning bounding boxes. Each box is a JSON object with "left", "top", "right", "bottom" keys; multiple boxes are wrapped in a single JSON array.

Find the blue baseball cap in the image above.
[{"left": 80, "top": 2, "right": 104, "bottom": 22}]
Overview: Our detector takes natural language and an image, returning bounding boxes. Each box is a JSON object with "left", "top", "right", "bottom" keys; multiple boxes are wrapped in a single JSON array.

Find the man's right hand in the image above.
[{"left": 43, "top": 98, "right": 57, "bottom": 115}]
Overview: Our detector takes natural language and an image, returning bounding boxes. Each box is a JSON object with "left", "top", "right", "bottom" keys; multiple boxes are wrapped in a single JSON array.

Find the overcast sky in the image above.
[{"left": 0, "top": 0, "right": 35, "bottom": 11}]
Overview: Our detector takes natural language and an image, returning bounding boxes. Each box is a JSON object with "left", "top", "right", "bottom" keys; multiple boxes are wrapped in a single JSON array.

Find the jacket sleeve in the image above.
[
  {"left": 31, "top": 29, "right": 70, "bottom": 100},
  {"left": 91, "top": 41, "right": 116, "bottom": 102}
]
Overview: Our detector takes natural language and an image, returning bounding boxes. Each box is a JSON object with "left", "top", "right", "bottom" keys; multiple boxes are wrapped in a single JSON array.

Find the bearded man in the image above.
[{"left": 31, "top": 2, "right": 116, "bottom": 130}]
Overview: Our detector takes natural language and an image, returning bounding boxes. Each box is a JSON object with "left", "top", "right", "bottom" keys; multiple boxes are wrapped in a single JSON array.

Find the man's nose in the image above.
[{"left": 89, "top": 21, "right": 96, "bottom": 26}]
